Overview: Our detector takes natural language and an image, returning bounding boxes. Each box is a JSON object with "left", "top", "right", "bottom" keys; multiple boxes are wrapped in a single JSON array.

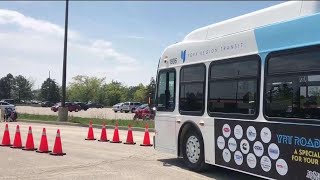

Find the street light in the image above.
[{"left": 58, "top": 0, "right": 69, "bottom": 122}]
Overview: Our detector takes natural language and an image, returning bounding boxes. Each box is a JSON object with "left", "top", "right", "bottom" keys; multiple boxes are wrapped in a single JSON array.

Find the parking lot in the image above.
[
  {"left": 0, "top": 122, "right": 260, "bottom": 180},
  {"left": 16, "top": 106, "right": 134, "bottom": 120}
]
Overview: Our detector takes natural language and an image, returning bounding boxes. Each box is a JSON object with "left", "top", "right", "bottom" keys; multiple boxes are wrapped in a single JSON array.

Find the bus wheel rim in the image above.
[{"left": 186, "top": 135, "right": 200, "bottom": 164}]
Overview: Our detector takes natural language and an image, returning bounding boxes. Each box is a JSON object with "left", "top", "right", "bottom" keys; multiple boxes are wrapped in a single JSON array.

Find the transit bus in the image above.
[{"left": 153, "top": 1, "right": 320, "bottom": 179}]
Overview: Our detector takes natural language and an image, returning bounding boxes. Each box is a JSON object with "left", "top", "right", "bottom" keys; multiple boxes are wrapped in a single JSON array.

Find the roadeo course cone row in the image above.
[
  {"left": 0, "top": 124, "right": 66, "bottom": 156},
  {"left": 85, "top": 121, "right": 152, "bottom": 147}
]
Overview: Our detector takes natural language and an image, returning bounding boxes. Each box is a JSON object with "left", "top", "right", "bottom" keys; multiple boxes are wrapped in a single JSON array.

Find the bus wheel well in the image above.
[{"left": 177, "top": 122, "right": 202, "bottom": 157}]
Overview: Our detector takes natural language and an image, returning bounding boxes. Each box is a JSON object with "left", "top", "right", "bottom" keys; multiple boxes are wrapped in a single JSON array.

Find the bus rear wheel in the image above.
[{"left": 182, "top": 129, "right": 206, "bottom": 172}]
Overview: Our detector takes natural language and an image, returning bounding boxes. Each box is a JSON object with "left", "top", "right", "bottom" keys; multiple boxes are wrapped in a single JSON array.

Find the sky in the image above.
[{"left": 0, "top": 1, "right": 284, "bottom": 89}]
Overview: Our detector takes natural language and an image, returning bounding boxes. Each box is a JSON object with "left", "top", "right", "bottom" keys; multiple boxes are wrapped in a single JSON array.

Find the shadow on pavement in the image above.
[{"left": 158, "top": 158, "right": 261, "bottom": 180}]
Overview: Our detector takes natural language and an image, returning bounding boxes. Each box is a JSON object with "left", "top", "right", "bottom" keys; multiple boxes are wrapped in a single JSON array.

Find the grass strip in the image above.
[{"left": 18, "top": 113, "right": 154, "bottom": 128}]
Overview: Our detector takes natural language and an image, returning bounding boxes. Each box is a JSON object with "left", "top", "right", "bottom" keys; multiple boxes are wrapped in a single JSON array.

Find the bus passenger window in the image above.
[
  {"left": 208, "top": 55, "right": 260, "bottom": 118},
  {"left": 179, "top": 64, "right": 206, "bottom": 116},
  {"left": 156, "top": 69, "right": 176, "bottom": 111},
  {"left": 265, "top": 46, "right": 320, "bottom": 121}
]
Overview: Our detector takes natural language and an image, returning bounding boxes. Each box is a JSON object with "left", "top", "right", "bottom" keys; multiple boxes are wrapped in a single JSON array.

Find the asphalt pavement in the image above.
[{"left": 0, "top": 122, "right": 260, "bottom": 180}]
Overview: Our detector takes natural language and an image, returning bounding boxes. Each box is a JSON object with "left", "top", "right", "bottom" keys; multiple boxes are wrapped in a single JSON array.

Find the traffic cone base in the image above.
[
  {"left": 36, "top": 150, "right": 51, "bottom": 153},
  {"left": 98, "top": 139, "right": 109, "bottom": 142},
  {"left": 140, "top": 144, "right": 153, "bottom": 147},
  {"left": 110, "top": 140, "right": 122, "bottom": 143},
  {"left": 49, "top": 152, "right": 66, "bottom": 156},
  {"left": 85, "top": 138, "right": 96, "bottom": 140},
  {"left": 10, "top": 146, "right": 24, "bottom": 149},
  {"left": 0, "top": 144, "right": 12, "bottom": 147},
  {"left": 124, "top": 142, "right": 136, "bottom": 145},
  {"left": 22, "top": 147, "right": 37, "bottom": 151}
]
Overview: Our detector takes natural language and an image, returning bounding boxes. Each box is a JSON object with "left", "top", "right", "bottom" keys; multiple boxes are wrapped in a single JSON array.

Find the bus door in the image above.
[{"left": 155, "top": 69, "right": 177, "bottom": 154}]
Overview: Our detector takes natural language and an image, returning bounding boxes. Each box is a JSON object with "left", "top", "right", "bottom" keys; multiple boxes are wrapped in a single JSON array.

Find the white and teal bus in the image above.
[{"left": 154, "top": 1, "right": 320, "bottom": 179}]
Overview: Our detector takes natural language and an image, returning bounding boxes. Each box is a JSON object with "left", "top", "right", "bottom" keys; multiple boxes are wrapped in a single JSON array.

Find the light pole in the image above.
[{"left": 58, "top": 0, "right": 69, "bottom": 122}]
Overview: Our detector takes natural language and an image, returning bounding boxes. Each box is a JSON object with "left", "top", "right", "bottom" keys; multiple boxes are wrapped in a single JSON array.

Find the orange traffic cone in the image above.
[
  {"left": 110, "top": 122, "right": 122, "bottom": 143},
  {"left": 36, "top": 128, "right": 51, "bottom": 153},
  {"left": 22, "top": 126, "right": 37, "bottom": 151},
  {"left": 50, "top": 129, "right": 66, "bottom": 156},
  {"left": 124, "top": 125, "right": 136, "bottom": 145},
  {"left": 140, "top": 124, "right": 153, "bottom": 146},
  {"left": 98, "top": 122, "right": 109, "bottom": 142},
  {"left": 11, "top": 125, "right": 24, "bottom": 149},
  {"left": 0, "top": 124, "right": 12, "bottom": 146},
  {"left": 85, "top": 120, "right": 96, "bottom": 140}
]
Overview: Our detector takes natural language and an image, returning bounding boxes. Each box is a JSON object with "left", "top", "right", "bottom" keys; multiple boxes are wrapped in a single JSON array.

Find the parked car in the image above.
[
  {"left": 141, "top": 106, "right": 155, "bottom": 120},
  {"left": 133, "top": 104, "right": 148, "bottom": 119},
  {"left": 87, "top": 102, "right": 104, "bottom": 108},
  {"left": 3, "top": 107, "right": 17, "bottom": 122},
  {"left": 1, "top": 99, "right": 15, "bottom": 105},
  {"left": 122, "top": 102, "right": 142, "bottom": 113},
  {"left": 51, "top": 102, "right": 81, "bottom": 112},
  {"left": 112, "top": 103, "right": 124, "bottom": 113},
  {"left": 0, "top": 101, "right": 15, "bottom": 111},
  {"left": 41, "top": 101, "right": 55, "bottom": 107},
  {"left": 75, "top": 102, "right": 89, "bottom": 111}
]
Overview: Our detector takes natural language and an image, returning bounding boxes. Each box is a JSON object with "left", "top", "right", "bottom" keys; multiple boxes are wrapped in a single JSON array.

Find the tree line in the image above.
[{"left": 0, "top": 73, "right": 156, "bottom": 106}]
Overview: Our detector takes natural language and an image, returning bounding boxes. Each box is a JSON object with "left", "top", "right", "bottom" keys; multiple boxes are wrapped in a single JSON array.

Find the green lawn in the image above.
[{"left": 19, "top": 113, "right": 154, "bottom": 128}]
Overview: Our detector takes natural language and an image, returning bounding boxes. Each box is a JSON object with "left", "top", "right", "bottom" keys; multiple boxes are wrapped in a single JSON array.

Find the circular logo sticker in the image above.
[
  {"left": 222, "top": 124, "right": 231, "bottom": 138},
  {"left": 253, "top": 141, "right": 264, "bottom": 157},
  {"left": 234, "top": 125, "right": 243, "bottom": 140},
  {"left": 240, "top": 139, "right": 250, "bottom": 154},
  {"left": 247, "top": 153, "right": 257, "bottom": 169},
  {"left": 261, "top": 127, "right": 272, "bottom": 143},
  {"left": 268, "top": 143, "right": 280, "bottom": 160},
  {"left": 276, "top": 159, "right": 288, "bottom": 176},
  {"left": 223, "top": 149, "right": 231, "bottom": 163},
  {"left": 228, "top": 138, "right": 237, "bottom": 152},
  {"left": 260, "top": 156, "right": 272, "bottom": 172},
  {"left": 246, "top": 126, "right": 257, "bottom": 141},
  {"left": 234, "top": 151, "right": 243, "bottom": 165},
  {"left": 217, "top": 136, "right": 225, "bottom": 150}
]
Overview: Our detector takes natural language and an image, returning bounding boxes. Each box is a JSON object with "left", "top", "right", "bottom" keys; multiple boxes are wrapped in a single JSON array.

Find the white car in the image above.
[
  {"left": 112, "top": 103, "right": 124, "bottom": 113},
  {"left": 0, "top": 101, "right": 15, "bottom": 111}
]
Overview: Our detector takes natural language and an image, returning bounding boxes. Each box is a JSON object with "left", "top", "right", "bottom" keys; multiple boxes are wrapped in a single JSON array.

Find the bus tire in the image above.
[{"left": 181, "top": 128, "right": 206, "bottom": 172}]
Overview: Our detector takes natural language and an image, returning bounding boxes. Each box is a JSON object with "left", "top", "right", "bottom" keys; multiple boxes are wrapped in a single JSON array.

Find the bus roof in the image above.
[
  {"left": 158, "top": 1, "right": 320, "bottom": 70},
  {"left": 183, "top": 1, "right": 320, "bottom": 42}
]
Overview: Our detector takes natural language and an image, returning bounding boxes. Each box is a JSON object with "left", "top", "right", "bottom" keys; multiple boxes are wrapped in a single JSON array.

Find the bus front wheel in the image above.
[{"left": 182, "top": 129, "right": 206, "bottom": 172}]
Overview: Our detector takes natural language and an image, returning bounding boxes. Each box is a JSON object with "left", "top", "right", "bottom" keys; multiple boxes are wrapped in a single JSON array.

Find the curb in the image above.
[{"left": 17, "top": 119, "right": 154, "bottom": 132}]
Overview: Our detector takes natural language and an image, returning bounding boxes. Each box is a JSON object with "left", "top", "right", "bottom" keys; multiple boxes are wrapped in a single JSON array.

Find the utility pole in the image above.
[
  {"left": 47, "top": 70, "right": 50, "bottom": 101},
  {"left": 58, "top": 0, "right": 69, "bottom": 122}
]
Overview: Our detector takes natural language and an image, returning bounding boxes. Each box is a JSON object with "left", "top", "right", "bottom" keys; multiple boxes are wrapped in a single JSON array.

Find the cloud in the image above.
[
  {"left": 126, "top": 35, "right": 145, "bottom": 39},
  {"left": 0, "top": 8, "right": 144, "bottom": 88},
  {"left": 0, "top": 9, "right": 78, "bottom": 39}
]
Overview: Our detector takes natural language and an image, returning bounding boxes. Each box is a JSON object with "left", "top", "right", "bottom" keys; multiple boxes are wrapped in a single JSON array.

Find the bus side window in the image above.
[
  {"left": 179, "top": 64, "right": 206, "bottom": 116},
  {"left": 208, "top": 55, "right": 260, "bottom": 119},
  {"left": 156, "top": 69, "right": 176, "bottom": 111},
  {"left": 265, "top": 46, "right": 320, "bottom": 121}
]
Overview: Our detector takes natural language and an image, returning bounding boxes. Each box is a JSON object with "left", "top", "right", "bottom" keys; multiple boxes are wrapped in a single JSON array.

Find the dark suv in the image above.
[
  {"left": 87, "top": 102, "right": 104, "bottom": 108},
  {"left": 41, "top": 101, "right": 55, "bottom": 107},
  {"left": 75, "top": 102, "right": 89, "bottom": 111}
]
